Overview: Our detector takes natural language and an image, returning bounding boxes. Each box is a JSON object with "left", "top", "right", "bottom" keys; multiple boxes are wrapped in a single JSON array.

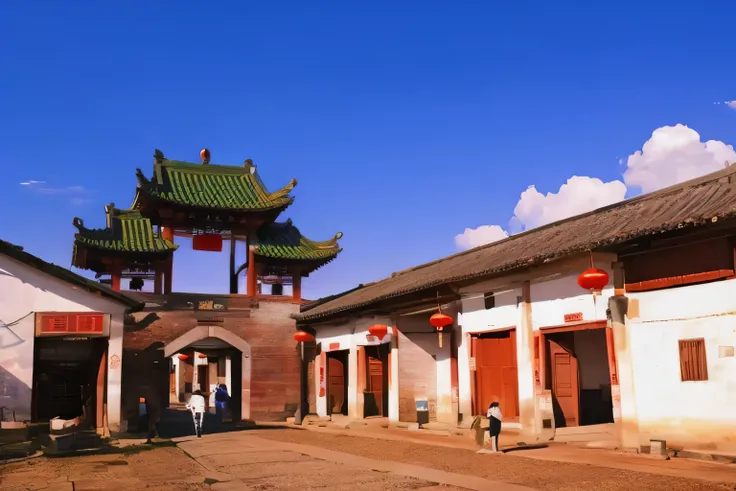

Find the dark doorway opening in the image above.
[
  {"left": 364, "top": 344, "right": 389, "bottom": 417},
  {"left": 326, "top": 350, "right": 348, "bottom": 415},
  {"left": 545, "top": 327, "right": 614, "bottom": 428},
  {"left": 32, "top": 337, "right": 108, "bottom": 427}
]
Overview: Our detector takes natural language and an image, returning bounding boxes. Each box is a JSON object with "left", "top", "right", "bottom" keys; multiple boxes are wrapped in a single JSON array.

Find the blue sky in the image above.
[{"left": 2, "top": 1, "right": 735, "bottom": 299}]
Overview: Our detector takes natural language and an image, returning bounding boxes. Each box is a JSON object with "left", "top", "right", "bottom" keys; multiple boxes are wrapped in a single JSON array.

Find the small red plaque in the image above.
[
  {"left": 329, "top": 342, "right": 340, "bottom": 351},
  {"left": 564, "top": 312, "right": 583, "bottom": 323}
]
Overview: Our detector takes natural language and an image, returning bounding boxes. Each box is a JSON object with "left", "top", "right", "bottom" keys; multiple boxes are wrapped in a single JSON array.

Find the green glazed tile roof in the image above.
[
  {"left": 135, "top": 151, "right": 296, "bottom": 212},
  {"left": 254, "top": 220, "right": 343, "bottom": 264},
  {"left": 73, "top": 204, "right": 178, "bottom": 253}
]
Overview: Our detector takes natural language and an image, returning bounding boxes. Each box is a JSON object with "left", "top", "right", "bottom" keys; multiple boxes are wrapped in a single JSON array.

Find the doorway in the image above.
[
  {"left": 363, "top": 344, "right": 389, "bottom": 417},
  {"left": 32, "top": 337, "right": 108, "bottom": 427},
  {"left": 472, "top": 329, "right": 520, "bottom": 420},
  {"left": 326, "top": 350, "right": 348, "bottom": 415},
  {"left": 544, "top": 326, "right": 614, "bottom": 428}
]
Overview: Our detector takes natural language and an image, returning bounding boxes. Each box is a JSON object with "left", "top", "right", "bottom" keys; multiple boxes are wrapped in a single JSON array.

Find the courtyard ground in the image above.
[{"left": 1, "top": 423, "right": 735, "bottom": 490}]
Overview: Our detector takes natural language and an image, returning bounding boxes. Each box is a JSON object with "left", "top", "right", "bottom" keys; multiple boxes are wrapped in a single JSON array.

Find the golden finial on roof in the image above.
[{"left": 200, "top": 148, "right": 211, "bottom": 164}]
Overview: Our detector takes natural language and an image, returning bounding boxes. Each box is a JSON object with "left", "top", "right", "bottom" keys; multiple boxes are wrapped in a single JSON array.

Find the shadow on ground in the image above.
[{"left": 154, "top": 407, "right": 291, "bottom": 439}]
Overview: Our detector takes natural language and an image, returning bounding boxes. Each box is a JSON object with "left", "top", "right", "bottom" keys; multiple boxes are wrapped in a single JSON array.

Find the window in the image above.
[
  {"left": 679, "top": 338, "right": 708, "bottom": 382},
  {"left": 484, "top": 292, "right": 495, "bottom": 310}
]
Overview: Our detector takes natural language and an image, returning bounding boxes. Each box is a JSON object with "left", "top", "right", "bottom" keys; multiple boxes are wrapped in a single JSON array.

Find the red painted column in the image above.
[
  {"left": 292, "top": 274, "right": 302, "bottom": 302},
  {"left": 110, "top": 262, "right": 122, "bottom": 292},
  {"left": 246, "top": 245, "right": 257, "bottom": 296},
  {"left": 160, "top": 227, "right": 174, "bottom": 294}
]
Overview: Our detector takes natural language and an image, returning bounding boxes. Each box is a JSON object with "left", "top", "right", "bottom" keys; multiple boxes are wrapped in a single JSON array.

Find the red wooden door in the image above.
[
  {"left": 328, "top": 357, "right": 345, "bottom": 414},
  {"left": 549, "top": 339, "right": 579, "bottom": 427},
  {"left": 475, "top": 330, "right": 520, "bottom": 420},
  {"left": 368, "top": 358, "right": 384, "bottom": 415}
]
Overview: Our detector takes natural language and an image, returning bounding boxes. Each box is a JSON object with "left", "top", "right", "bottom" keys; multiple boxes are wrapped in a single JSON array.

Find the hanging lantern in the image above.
[
  {"left": 177, "top": 354, "right": 189, "bottom": 360},
  {"left": 578, "top": 252, "right": 609, "bottom": 291},
  {"left": 578, "top": 267, "right": 609, "bottom": 291},
  {"left": 368, "top": 324, "right": 388, "bottom": 340},
  {"left": 198, "top": 353, "right": 207, "bottom": 359},
  {"left": 430, "top": 312, "right": 453, "bottom": 348},
  {"left": 293, "top": 331, "right": 315, "bottom": 343}
]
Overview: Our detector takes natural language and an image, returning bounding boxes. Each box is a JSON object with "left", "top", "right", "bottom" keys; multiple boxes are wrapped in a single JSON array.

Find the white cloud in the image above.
[
  {"left": 727, "top": 101, "right": 736, "bottom": 110},
  {"left": 454, "top": 124, "right": 736, "bottom": 250},
  {"left": 19, "top": 180, "right": 91, "bottom": 204},
  {"left": 454, "top": 225, "right": 508, "bottom": 250},
  {"left": 511, "top": 177, "right": 627, "bottom": 231},
  {"left": 623, "top": 124, "right": 736, "bottom": 194}
]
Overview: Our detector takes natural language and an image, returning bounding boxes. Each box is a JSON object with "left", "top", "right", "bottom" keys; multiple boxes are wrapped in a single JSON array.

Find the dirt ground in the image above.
[{"left": 252, "top": 429, "right": 736, "bottom": 491}]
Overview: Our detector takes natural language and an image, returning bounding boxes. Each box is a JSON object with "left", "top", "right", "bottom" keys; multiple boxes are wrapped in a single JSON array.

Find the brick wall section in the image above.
[
  {"left": 397, "top": 330, "right": 438, "bottom": 422},
  {"left": 123, "top": 294, "right": 301, "bottom": 423}
]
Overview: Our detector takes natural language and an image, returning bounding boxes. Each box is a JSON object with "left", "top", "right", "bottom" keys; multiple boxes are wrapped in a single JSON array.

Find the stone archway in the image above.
[{"left": 163, "top": 325, "right": 252, "bottom": 421}]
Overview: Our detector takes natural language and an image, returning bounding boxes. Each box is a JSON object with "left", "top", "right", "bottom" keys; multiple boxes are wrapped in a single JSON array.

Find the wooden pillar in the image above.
[
  {"left": 154, "top": 265, "right": 163, "bottom": 295},
  {"left": 246, "top": 244, "right": 257, "bottom": 297},
  {"left": 229, "top": 238, "right": 238, "bottom": 294},
  {"left": 295, "top": 342, "right": 309, "bottom": 425},
  {"left": 96, "top": 350, "right": 107, "bottom": 433},
  {"left": 356, "top": 346, "right": 366, "bottom": 419},
  {"left": 292, "top": 274, "right": 302, "bottom": 302},
  {"left": 518, "top": 280, "right": 537, "bottom": 433},
  {"left": 161, "top": 227, "right": 174, "bottom": 294}
]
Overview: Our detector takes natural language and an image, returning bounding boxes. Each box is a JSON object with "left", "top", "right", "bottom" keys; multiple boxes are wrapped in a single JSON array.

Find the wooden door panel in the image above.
[
  {"left": 549, "top": 339, "right": 579, "bottom": 427},
  {"left": 474, "top": 332, "right": 520, "bottom": 419},
  {"left": 328, "top": 357, "right": 345, "bottom": 414},
  {"left": 368, "top": 358, "right": 384, "bottom": 415}
]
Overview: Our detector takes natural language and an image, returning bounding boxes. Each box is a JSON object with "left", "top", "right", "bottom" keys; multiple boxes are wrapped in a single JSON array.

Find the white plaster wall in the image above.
[
  {"left": 531, "top": 274, "right": 613, "bottom": 329},
  {"left": 460, "top": 290, "right": 520, "bottom": 335},
  {"left": 627, "top": 280, "right": 736, "bottom": 449},
  {"left": 0, "top": 254, "right": 129, "bottom": 430}
]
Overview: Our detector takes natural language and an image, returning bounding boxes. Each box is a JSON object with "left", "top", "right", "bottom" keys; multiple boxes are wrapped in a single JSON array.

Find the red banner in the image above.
[
  {"left": 39, "top": 313, "right": 104, "bottom": 334},
  {"left": 192, "top": 234, "right": 223, "bottom": 252}
]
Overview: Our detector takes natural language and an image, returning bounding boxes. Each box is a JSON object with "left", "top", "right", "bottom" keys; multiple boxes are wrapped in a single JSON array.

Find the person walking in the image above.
[
  {"left": 214, "top": 384, "right": 229, "bottom": 424},
  {"left": 144, "top": 386, "right": 161, "bottom": 443},
  {"left": 487, "top": 401, "right": 503, "bottom": 453},
  {"left": 186, "top": 390, "right": 206, "bottom": 438}
]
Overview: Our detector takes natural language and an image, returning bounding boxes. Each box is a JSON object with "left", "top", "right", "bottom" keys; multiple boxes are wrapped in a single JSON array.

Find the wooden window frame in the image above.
[
  {"left": 679, "top": 338, "right": 709, "bottom": 382},
  {"left": 483, "top": 292, "right": 495, "bottom": 310}
]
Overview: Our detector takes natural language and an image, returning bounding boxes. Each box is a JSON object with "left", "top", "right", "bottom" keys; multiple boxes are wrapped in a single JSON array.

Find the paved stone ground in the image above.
[
  {"left": 253, "top": 428, "right": 736, "bottom": 491},
  {"left": 0, "top": 444, "right": 209, "bottom": 491},
  {"left": 2, "top": 427, "right": 735, "bottom": 490}
]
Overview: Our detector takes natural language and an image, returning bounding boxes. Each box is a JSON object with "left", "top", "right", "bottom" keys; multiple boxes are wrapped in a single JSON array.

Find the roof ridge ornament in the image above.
[
  {"left": 200, "top": 148, "right": 211, "bottom": 165},
  {"left": 72, "top": 217, "right": 85, "bottom": 230},
  {"left": 244, "top": 159, "right": 256, "bottom": 175},
  {"left": 153, "top": 149, "right": 165, "bottom": 164}
]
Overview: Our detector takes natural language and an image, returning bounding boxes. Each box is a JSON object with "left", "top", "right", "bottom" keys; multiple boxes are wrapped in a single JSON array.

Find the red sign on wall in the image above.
[
  {"left": 329, "top": 342, "right": 340, "bottom": 351},
  {"left": 39, "top": 313, "right": 105, "bottom": 334},
  {"left": 564, "top": 312, "right": 584, "bottom": 323}
]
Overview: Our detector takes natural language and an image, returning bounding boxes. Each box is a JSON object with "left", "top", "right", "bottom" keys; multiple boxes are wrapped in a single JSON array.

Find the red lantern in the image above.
[
  {"left": 293, "top": 331, "right": 315, "bottom": 343},
  {"left": 198, "top": 353, "right": 207, "bottom": 359},
  {"left": 177, "top": 354, "right": 189, "bottom": 360},
  {"left": 368, "top": 324, "right": 388, "bottom": 340},
  {"left": 430, "top": 312, "right": 453, "bottom": 348},
  {"left": 577, "top": 267, "right": 609, "bottom": 291}
]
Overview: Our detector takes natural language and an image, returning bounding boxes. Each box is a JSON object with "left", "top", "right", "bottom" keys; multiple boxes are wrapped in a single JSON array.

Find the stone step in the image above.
[{"left": 554, "top": 432, "right": 618, "bottom": 443}]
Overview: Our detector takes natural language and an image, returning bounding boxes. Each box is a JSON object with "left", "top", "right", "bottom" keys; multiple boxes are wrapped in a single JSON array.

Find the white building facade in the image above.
[{"left": 0, "top": 242, "right": 140, "bottom": 435}]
